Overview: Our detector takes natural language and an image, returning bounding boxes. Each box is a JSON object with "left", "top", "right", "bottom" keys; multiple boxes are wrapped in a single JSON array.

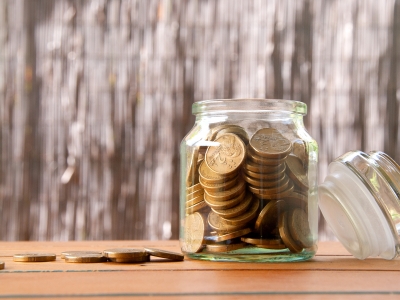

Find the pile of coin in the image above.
[{"left": 182, "top": 124, "right": 313, "bottom": 255}]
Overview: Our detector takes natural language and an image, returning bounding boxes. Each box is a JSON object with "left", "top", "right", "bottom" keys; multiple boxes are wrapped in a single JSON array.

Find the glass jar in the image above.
[
  {"left": 319, "top": 150, "right": 400, "bottom": 260},
  {"left": 179, "top": 99, "right": 318, "bottom": 262}
]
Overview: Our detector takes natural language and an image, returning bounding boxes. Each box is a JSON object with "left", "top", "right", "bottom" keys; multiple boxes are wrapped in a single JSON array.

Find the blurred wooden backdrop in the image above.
[{"left": 1, "top": 0, "right": 399, "bottom": 241}]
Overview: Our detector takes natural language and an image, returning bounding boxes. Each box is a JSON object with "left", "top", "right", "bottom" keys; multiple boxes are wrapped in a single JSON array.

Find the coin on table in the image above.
[
  {"left": 285, "top": 154, "right": 309, "bottom": 191},
  {"left": 13, "top": 253, "right": 56, "bottom": 262},
  {"left": 288, "top": 208, "right": 313, "bottom": 248},
  {"left": 204, "top": 189, "right": 245, "bottom": 210},
  {"left": 205, "top": 242, "right": 246, "bottom": 253},
  {"left": 64, "top": 253, "right": 108, "bottom": 263},
  {"left": 220, "top": 197, "right": 259, "bottom": 226},
  {"left": 278, "top": 210, "right": 303, "bottom": 253},
  {"left": 0, "top": 261, "right": 4, "bottom": 269},
  {"left": 255, "top": 199, "right": 286, "bottom": 233},
  {"left": 214, "top": 126, "right": 249, "bottom": 144},
  {"left": 198, "top": 160, "right": 236, "bottom": 184},
  {"left": 182, "top": 212, "right": 205, "bottom": 253},
  {"left": 215, "top": 228, "right": 252, "bottom": 242},
  {"left": 211, "top": 192, "right": 253, "bottom": 219},
  {"left": 144, "top": 248, "right": 184, "bottom": 261},
  {"left": 103, "top": 248, "right": 148, "bottom": 260},
  {"left": 108, "top": 256, "right": 149, "bottom": 263},
  {"left": 249, "top": 128, "right": 292, "bottom": 159},
  {"left": 61, "top": 250, "right": 103, "bottom": 259},
  {"left": 205, "top": 133, "right": 246, "bottom": 175}
]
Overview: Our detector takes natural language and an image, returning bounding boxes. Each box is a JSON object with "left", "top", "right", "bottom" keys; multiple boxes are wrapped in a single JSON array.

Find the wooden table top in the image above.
[{"left": 1, "top": 240, "right": 400, "bottom": 299}]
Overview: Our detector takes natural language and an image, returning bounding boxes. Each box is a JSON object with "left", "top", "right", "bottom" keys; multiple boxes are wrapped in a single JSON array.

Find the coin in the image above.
[
  {"left": 61, "top": 250, "right": 103, "bottom": 259},
  {"left": 204, "top": 189, "right": 245, "bottom": 210},
  {"left": 220, "top": 197, "right": 259, "bottom": 226},
  {"left": 199, "top": 175, "right": 238, "bottom": 193},
  {"left": 243, "top": 172, "right": 286, "bottom": 188},
  {"left": 248, "top": 175, "right": 290, "bottom": 194},
  {"left": 254, "top": 243, "right": 287, "bottom": 250},
  {"left": 182, "top": 212, "right": 205, "bottom": 253},
  {"left": 249, "top": 180, "right": 294, "bottom": 199},
  {"left": 208, "top": 124, "right": 243, "bottom": 141},
  {"left": 285, "top": 154, "right": 309, "bottom": 191},
  {"left": 247, "top": 146, "right": 284, "bottom": 166},
  {"left": 205, "top": 133, "right": 246, "bottom": 175},
  {"left": 198, "top": 160, "right": 236, "bottom": 184},
  {"left": 186, "top": 188, "right": 204, "bottom": 201},
  {"left": 278, "top": 210, "right": 303, "bottom": 253},
  {"left": 243, "top": 164, "right": 286, "bottom": 180},
  {"left": 283, "top": 191, "right": 308, "bottom": 209},
  {"left": 144, "top": 248, "right": 184, "bottom": 261},
  {"left": 204, "top": 179, "right": 246, "bottom": 202},
  {"left": 185, "top": 200, "right": 208, "bottom": 214},
  {"left": 205, "top": 242, "right": 246, "bottom": 253},
  {"left": 108, "top": 256, "right": 149, "bottom": 263},
  {"left": 249, "top": 128, "right": 292, "bottom": 159},
  {"left": 207, "top": 211, "right": 247, "bottom": 232},
  {"left": 186, "top": 146, "right": 200, "bottom": 186},
  {"left": 186, "top": 193, "right": 205, "bottom": 207},
  {"left": 241, "top": 237, "right": 285, "bottom": 246},
  {"left": 243, "top": 159, "right": 284, "bottom": 173},
  {"left": 103, "top": 248, "right": 148, "bottom": 259},
  {"left": 214, "top": 126, "right": 249, "bottom": 144},
  {"left": 255, "top": 199, "right": 286, "bottom": 233},
  {"left": 186, "top": 183, "right": 203, "bottom": 195},
  {"left": 288, "top": 208, "right": 313, "bottom": 248},
  {"left": 211, "top": 192, "right": 253, "bottom": 219},
  {"left": 64, "top": 253, "right": 108, "bottom": 263},
  {"left": 0, "top": 261, "right": 4, "bottom": 270},
  {"left": 13, "top": 253, "right": 56, "bottom": 262},
  {"left": 215, "top": 228, "right": 252, "bottom": 242}
]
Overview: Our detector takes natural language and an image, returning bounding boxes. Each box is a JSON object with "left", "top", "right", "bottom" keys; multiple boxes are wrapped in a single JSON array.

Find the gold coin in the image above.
[
  {"left": 248, "top": 175, "right": 290, "bottom": 193},
  {"left": 255, "top": 199, "right": 287, "bottom": 233},
  {"left": 186, "top": 146, "right": 200, "bottom": 186},
  {"left": 208, "top": 124, "right": 243, "bottom": 141},
  {"left": 220, "top": 197, "right": 259, "bottom": 226},
  {"left": 243, "top": 159, "right": 285, "bottom": 173},
  {"left": 288, "top": 208, "right": 313, "bottom": 248},
  {"left": 186, "top": 183, "right": 203, "bottom": 195},
  {"left": 0, "top": 261, "right": 4, "bottom": 270},
  {"left": 205, "top": 133, "right": 246, "bottom": 175},
  {"left": 241, "top": 237, "right": 285, "bottom": 246},
  {"left": 198, "top": 160, "right": 236, "bottom": 184},
  {"left": 205, "top": 242, "right": 246, "bottom": 253},
  {"left": 207, "top": 211, "right": 247, "bottom": 232},
  {"left": 64, "top": 253, "right": 108, "bottom": 263},
  {"left": 204, "top": 179, "right": 246, "bottom": 202},
  {"left": 186, "top": 193, "right": 205, "bottom": 207},
  {"left": 61, "top": 250, "right": 103, "bottom": 259},
  {"left": 215, "top": 228, "right": 252, "bottom": 242},
  {"left": 214, "top": 126, "right": 249, "bottom": 144},
  {"left": 254, "top": 243, "right": 287, "bottom": 250},
  {"left": 13, "top": 253, "right": 56, "bottom": 262},
  {"left": 278, "top": 210, "right": 303, "bottom": 253},
  {"left": 186, "top": 200, "right": 208, "bottom": 214},
  {"left": 199, "top": 175, "right": 238, "bottom": 193},
  {"left": 243, "top": 172, "right": 286, "bottom": 188},
  {"left": 283, "top": 191, "right": 308, "bottom": 209},
  {"left": 182, "top": 212, "right": 205, "bottom": 253},
  {"left": 249, "top": 180, "right": 294, "bottom": 199},
  {"left": 204, "top": 189, "right": 245, "bottom": 210},
  {"left": 249, "top": 128, "right": 292, "bottom": 159},
  {"left": 103, "top": 248, "right": 148, "bottom": 259},
  {"left": 108, "top": 256, "right": 149, "bottom": 263},
  {"left": 243, "top": 163, "right": 286, "bottom": 180},
  {"left": 211, "top": 192, "right": 253, "bottom": 219},
  {"left": 285, "top": 154, "right": 309, "bottom": 191},
  {"left": 186, "top": 188, "right": 204, "bottom": 201},
  {"left": 247, "top": 146, "right": 284, "bottom": 166},
  {"left": 144, "top": 248, "right": 184, "bottom": 261}
]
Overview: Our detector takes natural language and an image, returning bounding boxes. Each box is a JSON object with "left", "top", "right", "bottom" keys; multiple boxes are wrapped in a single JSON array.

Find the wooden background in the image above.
[{"left": 0, "top": 0, "right": 399, "bottom": 241}]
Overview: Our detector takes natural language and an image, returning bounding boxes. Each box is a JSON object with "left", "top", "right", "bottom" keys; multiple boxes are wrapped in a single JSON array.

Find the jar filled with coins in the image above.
[{"left": 179, "top": 99, "right": 318, "bottom": 262}]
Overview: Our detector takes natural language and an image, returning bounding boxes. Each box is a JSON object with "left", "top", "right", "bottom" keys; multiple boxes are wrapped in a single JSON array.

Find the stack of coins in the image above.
[{"left": 243, "top": 128, "right": 294, "bottom": 200}]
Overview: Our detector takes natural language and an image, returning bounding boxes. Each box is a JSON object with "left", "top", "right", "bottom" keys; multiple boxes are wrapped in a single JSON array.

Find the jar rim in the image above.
[{"left": 192, "top": 99, "right": 307, "bottom": 115}]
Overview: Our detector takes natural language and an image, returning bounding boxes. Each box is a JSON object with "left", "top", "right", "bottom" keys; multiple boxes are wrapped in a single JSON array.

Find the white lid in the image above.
[{"left": 319, "top": 152, "right": 398, "bottom": 260}]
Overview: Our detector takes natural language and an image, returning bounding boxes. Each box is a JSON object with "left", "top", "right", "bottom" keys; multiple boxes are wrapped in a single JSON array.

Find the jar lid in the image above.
[{"left": 319, "top": 151, "right": 400, "bottom": 260}]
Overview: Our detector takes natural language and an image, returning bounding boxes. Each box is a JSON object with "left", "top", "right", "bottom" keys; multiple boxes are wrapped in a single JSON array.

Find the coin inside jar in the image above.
[
  {"left": 249, "top": 128, "right": 292, "bottom": 159},
  {"left": 285, "top": 154, "right": 309, "bottom": 191},
  {"left": 182, "top": 212, "right": 205, "bottom": 253}
]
